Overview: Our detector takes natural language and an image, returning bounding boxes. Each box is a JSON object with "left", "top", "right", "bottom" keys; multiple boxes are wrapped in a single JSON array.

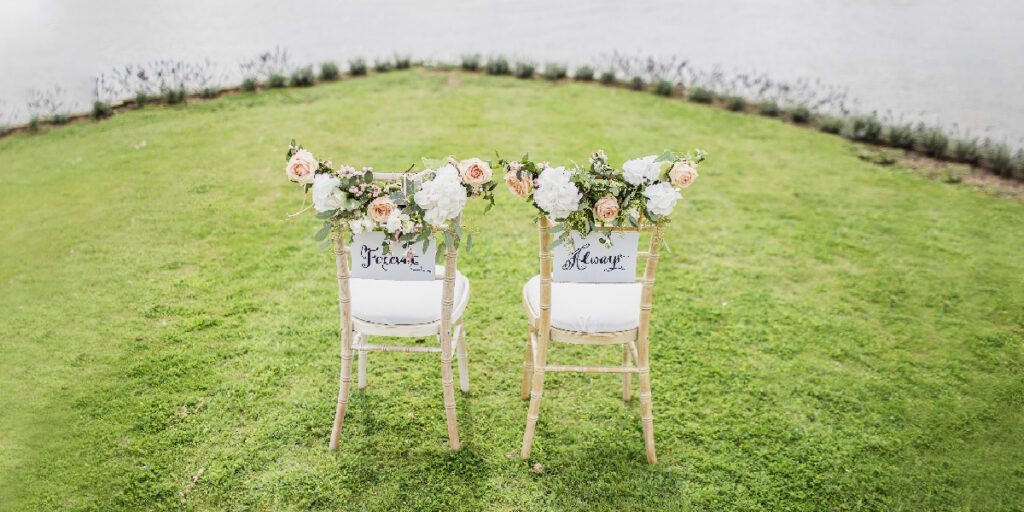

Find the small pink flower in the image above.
[
  {"left": 348, "top": 186, "right": 360, "bottom": 194},
  {"left": 594, "top": 195, "right": 620, "bottom": 222},
  {"left": 669, "top": 161, "right": 698, "bottom": 188},
  {"left": 286, "top": 149, "right": 317, "bottom": 184}
]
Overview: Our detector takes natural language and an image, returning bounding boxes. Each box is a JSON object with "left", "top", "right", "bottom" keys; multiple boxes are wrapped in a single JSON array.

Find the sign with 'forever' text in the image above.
[
  {"left": 350, "top": 231, "right": 435, "bottom": 281},
  {"left": 553, "top": 231, "right": 639, "bottom": 283}
]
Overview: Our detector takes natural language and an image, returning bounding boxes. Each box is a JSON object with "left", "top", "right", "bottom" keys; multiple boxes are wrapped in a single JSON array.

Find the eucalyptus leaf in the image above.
[
  {"left": 546, "top": 237, "right": 563, "bottom": 251},
  {"left": 443, "top": 229, "right": 454, "bottom": 251},
  {"left": 363, "top": 173, "right": 373, "bottom": 184},
  {"left": 316, "top": 210, "right": 335, "bottom": 219},
  {"left": 466, "top": 232, "right": 473, "bottom": 253},
  {"left": 318, "top": 239, "right": 332, "bottom": 249},
  {"left": 313, "top": 221, "right": 331, "bottom": 241}
]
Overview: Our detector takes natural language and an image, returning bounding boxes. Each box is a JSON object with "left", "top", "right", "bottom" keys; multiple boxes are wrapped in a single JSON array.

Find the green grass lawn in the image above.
[{"left": 1, "top": 69, "right": 1022, "bottom": 511}]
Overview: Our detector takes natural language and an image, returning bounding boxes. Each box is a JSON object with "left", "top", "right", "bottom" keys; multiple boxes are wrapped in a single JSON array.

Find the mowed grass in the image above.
[{"left": 0, "top": 69, "right": 1022, "bottom": 511}]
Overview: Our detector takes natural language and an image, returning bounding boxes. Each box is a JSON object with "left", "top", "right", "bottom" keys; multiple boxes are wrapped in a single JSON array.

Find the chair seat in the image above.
[
  {"left": 350, "top": 266, "right": 469, "bottom": 326},
  {"left": 523, "top": 275, "right": 642, "bottom": 333}
]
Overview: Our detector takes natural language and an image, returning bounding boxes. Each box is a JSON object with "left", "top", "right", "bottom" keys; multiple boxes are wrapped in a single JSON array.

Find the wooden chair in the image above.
[
  {"left": 520, "top": 216, "right": 665, "bottom": 463},
  {"left": 328, "top": 173, "right": 469, "bottom": 451}
]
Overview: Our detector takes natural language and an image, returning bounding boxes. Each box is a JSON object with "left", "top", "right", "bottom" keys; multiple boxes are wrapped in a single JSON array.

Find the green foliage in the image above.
[
  {"left": 725, "top": 96, "right": 746, "bottom": 111},
  {"left": 599, "top": 71, "right": 616, "bottom": 84},
  {"left": 573, "top": 66, "right": 594, "bottom": 81},
  {"left": 688, "top": 87, "right": 714, "bottom": 103},
  {"left": 348, "top": 58, "right": 367, "bottom": 76},
  {"left": 2, "top": 71, "right": 1023, "bottom": 512},
  {"left": 918, "top": 126, "right": 949, "bottom": 159},
  {"left": 943, "top": 165, "right": 968, "bottom": 183},
  {"left": 654, "top": 80, "right": 673, "bottom": 97},
  {"left": 266, "top": 73, "right": 287, "bottom": 88},
  {"left": 26, "top": 116, "right": 40, "bottom": 133},
  {"left": 319, "top": 61, "right": 340, "bottom": 81},
  {"left": 984, "top": 141, "right": 1015, "bottom": 177},
  {"left": 199, "top": 87, "right": 219, "bottom": 99},
  {"left": 951, "top": 138, "right": 981, "bottom": 164},
  {"left": 514, "top": 61, "right": 535, "bottom": 79},
  {"left": 887, "top": 123, "right": 916, "bottom": 149},
  {"left": 50, "top": 113, "right": 69, "bottom": 125},
  {"left": 163, "top": 87, "right": 187, "bottom": 104},
  {"left": 757, "top": 100, "right": 780, "bottom": 116},
  {"left": 90, "top": 101, "right": 113, "bottom": 120},
  {"left": 373, "top": 58, "right": 392, "bottom": 73},
  {"left": 629, "top": 76, "right": 644, "bottom": 91},
  {"left": 290, "top": 66, "right": 315, "bottom": 86},
  {"left": 484, "top": 56, "right": 510, "bottom": 75},
  {"left": 241, "top": 77, "right": 258, "bottom": 92},
  {"left": 135, "top": 90, "right": 149, "bottom": 107},
  {"left": 849, "top": 115, "right": 883, "bottom": 142},
  {"left": 789, "top": 104, "right": 811, "bottom": 123},
  {"left": 543, "top": 62, "right": 567, "bottom": 80},
  {"left": 460, "top": 54, "right": 480, "bottom": 71},
  {"left": 819, "top": 116, "right": 844, "bottom": 134},
  {"left": 394, "top": 54, "right": 412, "bottom": 69}
]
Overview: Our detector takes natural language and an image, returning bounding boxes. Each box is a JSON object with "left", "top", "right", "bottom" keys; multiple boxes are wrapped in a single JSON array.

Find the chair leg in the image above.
[
  {"left": 520, "top": 327, "right": 535, "bottom": 400},
  {"left": 438, "top": 333, "right": 461, "bottom": 450},
  {"left": 455, "top": 320, "right": 470, "bottom": 393},
  {"left": 638, "top": 367, "right": 656, "bottom": 464},
  {"left": 622, "top": 343, "right": 631, "bottom": 402},
  {"left": 329, "top": 330, "right": 355, "bottom": 450},
  {"left": 357, "top": 332, "right": 368, "bottom": 389},
  {"left": 521, "top": 330, "right": 547, "bottom": 459}
]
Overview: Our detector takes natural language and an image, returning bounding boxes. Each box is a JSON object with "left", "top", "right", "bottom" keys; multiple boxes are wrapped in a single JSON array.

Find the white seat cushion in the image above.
[
  {"left": 350, "top": 267, "right": 469, "bottom": 325},
  {"left": 523, "top": 275, "right": 642, "bottom": 333}
]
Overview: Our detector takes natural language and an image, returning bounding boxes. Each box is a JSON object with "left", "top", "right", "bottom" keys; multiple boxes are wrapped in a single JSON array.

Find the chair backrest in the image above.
[{"left": 537, "top": 216, "right": 665, "bottom": 333}]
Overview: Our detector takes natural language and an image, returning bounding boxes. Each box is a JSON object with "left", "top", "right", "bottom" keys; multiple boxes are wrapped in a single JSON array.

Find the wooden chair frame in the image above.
[
  {"left": 520, "top": 216, "right": 665, "bottom": 463},
  {"left": 328, "top": 172, "right": 468, "bottom": 451}
]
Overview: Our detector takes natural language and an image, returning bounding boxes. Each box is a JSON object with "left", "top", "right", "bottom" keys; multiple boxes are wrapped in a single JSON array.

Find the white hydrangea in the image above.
[
  {"left": 414, "top": 164, "right": 468, "bottom": 226},
  {"left": 312, "top": 173, "right": 344, "bottom": 212},
  {"left": 643, "top": 182, "right": 682, "bottom": 217},
  {"left": 385, "top": 209, "right": 411, "bottom": 233},
  {"left": 533, "top": 166, "right": 581, "bottom": 220},
  {"left": 348, "top": 216, "right": 375, "bottom": 234},
  {"left": 622, "top": 155, "right": 661, "bottom": 186}
]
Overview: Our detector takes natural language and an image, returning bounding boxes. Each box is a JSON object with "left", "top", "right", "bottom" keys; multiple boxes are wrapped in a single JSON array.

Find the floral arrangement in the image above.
[
  {"left": 285, "top": 141, "right": 497, "bottom": 254},
  {"left": 499, "top": 149, "right": 705, "bottom": 248}
]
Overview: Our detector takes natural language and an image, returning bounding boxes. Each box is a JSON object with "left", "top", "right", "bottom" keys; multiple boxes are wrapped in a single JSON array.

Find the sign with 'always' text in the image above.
[
  {"left": 350, "top": 231, "right": 435, "bottom": 281},
  {"left": 553, "top": 231, "right": 639, "bottom": 283}
]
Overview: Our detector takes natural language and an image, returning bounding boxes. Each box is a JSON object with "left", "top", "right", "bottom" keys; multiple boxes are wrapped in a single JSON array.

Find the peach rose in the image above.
[
  {"left": 594, "top": 195, "right": 620, "bottom": 222},
  {"left": 458, "top": 158, "right": 493, "bottom": 186},
  {"left": 286, "top": 149, "right": 318, "bottom": 184},
  {"left": 669, "top": 161, "right": 698, "bottom": 188},
  {"left": 367, "top": 196, "right": 397, "bottom": 223},
  {"left": 504, "top": 170, "right": 532, "bottom": 198}
]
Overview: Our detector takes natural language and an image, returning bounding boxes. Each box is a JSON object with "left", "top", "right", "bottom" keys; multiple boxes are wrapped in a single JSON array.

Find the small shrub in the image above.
[
  {"left": 1015, "top": 149, "right": 1024, "bottom": 180},
  {"left": 849, "top": 115, "right": 883, "bottom": 142},
  {"left": 629, "top": 77, "right": 644, "bottom": 91},
  {"left": 267, "top": 74, "right": 287, "bottom": 88},
  {"left": 543, "top": 63, "right": 567, "bottom": 80},
  {"left": 887, "top": 124, "right": 915, "bottom": 149},
  {"left": 163, "top": 87, "right": 187, "bottom": 104},
  {"left": 373, "top": 58, "right": 392, "bottom": 72},
  {"left": 460, "top": 54, "right": 481, "bottom": 71},
  {"left": 951, "top": 138, "right": 981, "bottom": 164},
  {"left": 135, "top": 90, "right": 149, "bottom": 107},
  {"left": 819, "top": 116, "right": 844, "bottom": 134},
  {"left": 395, "top": 55, "right": 411, "bottom": 69},
  {"left": 290, "top": 66, "right": 314, "bottom": 86},
  {"left": 515, "top": 61, "right": 535, "bottom": 79},
  {"left": 485, "top": 56, "right": 510, "bottom": 75},
  {"left": 725, "top": 96, "right": 746, "bottom": 111},
  {"left": 758, "top": 100, "right": 780, "bottom": 117},
  {"left": 91, "top": 101, "right": 113, "bottom": 120},
  {"left": 789, "top": 105, "right": 811, "bottom": 123},
  {"left": 348, "top": 58, "right": 367, "bottom": 76},
  {"left": 943, "top": 165, "right": 968, "bottom": 183},
  {"left": 688, "top": 87, "right": 714, "bottom": 103},
  {"left": 574, "top": 66, "right": 594, "bottom": 81},
  {"left": 51, "top": 113, "right": 69, "bottom": 125},
  {"left": 918, "top": 127, "right": 948, "bottom": 159},
  {"left": 599, "top": 71, "right": 616, "bottom": 84},
  {"left": 199, "top": 87, "right": 219, "bottom": 99},
  {"left": 654, "top": 81, "right": 673, "bottom": 97},
  {"left": 241, "top": 77, "right": 258, "bottom": 92},
  {"left": 319, "top": 61, "right": 340, "bottom": 81},
  {"left": 27, "top": 116, "right": 40, "bottom": 134},
  {"left": 984, "top": 142, "right": 1015, "bottom": 177}
]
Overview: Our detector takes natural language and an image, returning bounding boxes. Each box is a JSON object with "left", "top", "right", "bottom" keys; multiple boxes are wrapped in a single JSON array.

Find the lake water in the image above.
[{"left": 2, "top": 0, "right": 1023, "bottom": 144}]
